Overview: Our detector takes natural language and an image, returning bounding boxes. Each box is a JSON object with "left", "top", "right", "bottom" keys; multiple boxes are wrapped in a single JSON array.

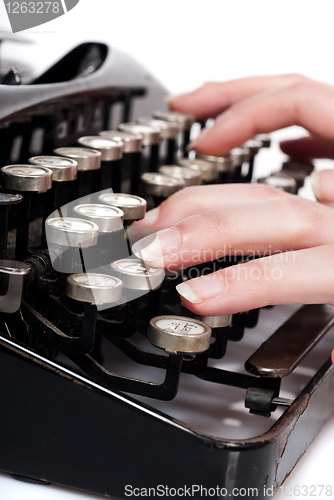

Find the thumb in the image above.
[{"left": 311, "top": 170, "right": 334, "bottom": 203}]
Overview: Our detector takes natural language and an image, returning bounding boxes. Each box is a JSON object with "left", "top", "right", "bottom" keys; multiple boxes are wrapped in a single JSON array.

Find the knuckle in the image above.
[
  {"left": 251, "top": 182, "right": 287, "bottom": 198},
  {"left": 284, "top": 196, "right": 325, "bottom": 237},
  {"left": 199, "top": 209, "right": 233, "bottom": 238},
  {"left": 285, "top": 73, "right": 308, "bottom": 82}
]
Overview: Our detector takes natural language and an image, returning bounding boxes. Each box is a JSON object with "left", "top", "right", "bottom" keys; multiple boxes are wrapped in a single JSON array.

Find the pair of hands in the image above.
[{"left": 133, "top": 74, "right": 334, "bottom": 331}]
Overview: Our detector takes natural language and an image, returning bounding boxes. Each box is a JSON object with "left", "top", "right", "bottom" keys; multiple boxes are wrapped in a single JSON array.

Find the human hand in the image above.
[
  {"left": 167, "top": 74, "right": 334, "bottom": 160},
  {"left": 132, "top": 178, "right": 334, "bottom": 317}
]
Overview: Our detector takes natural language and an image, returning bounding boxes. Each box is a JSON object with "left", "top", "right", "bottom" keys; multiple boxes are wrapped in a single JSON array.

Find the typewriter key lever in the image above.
[
  {"left": 1, "top": 165, "right": 53, "bottom": 261},
  {"left": 0, "top": 260, "right": 30, "bottom": 313},
  {"left": 0, "top": 192, "right": 22, "bottom": 260},
  {"left": 55, "top": 273, "right": 123, "bottom": 354}
]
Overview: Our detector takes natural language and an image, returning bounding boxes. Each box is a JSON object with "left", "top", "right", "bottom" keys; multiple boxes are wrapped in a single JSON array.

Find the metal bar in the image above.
[{"left": 245, "top": 304, "right": 334, "bottom": 378}]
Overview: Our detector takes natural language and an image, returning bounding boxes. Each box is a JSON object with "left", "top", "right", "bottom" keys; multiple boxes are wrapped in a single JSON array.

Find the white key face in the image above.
[
  {"left": 156, "top": 318, "right": 206, "bottom": 335},
  {"left": 73, "top": 274, "right": 119, "bottom": 288},
  {"left": 80, "top": 138, "right": 116, "bottom": 149},
  {"left": 6, "top": 166, "right": 47, "bottom": 177},
  {"left": 160, "top": 166, "right": 198, "bottom": 180},
  {"left": 100, "top": 193, "right": 142, "bottom": 206},
  {"left": 266, "top": 176, "right": 293, "bottom": 188},
  {"left": 75, "top": 204, "right": 122, "bottom": 218},
  {"left": 49, "top": 218, "right": 95, "bottom": 232},
  {"left": 117, "top": 260, "right": 155, "bottom": 276},
  {"left": 144, "top": 173, "right": 180, "bottom": 186},
  {"left": 58, "top": 147, "right": 99, "bottom": 158},
  {"left": 32, "top": 157, "right": 74, "bottom": 167},
  {"left": 122, "top": 124, "right": 157, "bottom": 135}
]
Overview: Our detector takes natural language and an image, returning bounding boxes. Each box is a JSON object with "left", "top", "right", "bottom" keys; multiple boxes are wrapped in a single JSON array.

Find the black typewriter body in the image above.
[{"left": 0, "top": 41, "right": 334, "bottom": 500}]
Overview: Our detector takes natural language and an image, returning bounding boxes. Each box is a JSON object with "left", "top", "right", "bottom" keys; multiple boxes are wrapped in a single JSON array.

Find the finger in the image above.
[
  {"left": 168, "top": 74, "right": 306, "bottom": 121},
  {"left": 280, "top": 136, "right": 334, "bottom": 160},
  {"left": 174, "top": 245, "right": 334, "bottom": 316},
  {"left": 189, "top": 80, "right": 334, "bottom": 156},
  {"left": 133, "top": 183, "right": 289, "bottom": 230},
  {"left": 132, "top": 196, "right": 333, "bottom": 269},
  {"left": 310, "top": 170, "right": 334, "bottom": 203}
]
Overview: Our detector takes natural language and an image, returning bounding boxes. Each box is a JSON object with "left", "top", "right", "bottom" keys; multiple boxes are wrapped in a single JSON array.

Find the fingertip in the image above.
[{"left": 331, "top": 348, "right": 334, "bottom": 366}]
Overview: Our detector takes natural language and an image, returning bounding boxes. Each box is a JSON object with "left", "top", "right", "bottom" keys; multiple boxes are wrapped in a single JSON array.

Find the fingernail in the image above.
[
  {"left": 176, "top": 273, "right": 225, "bottom": 304},
  {"left": 141, "top": 206, "right": 160, "bottom": 226},
  {"left": 310, "top": 171, "right": 321, "bottom": 200},
  {"left": 132, "top": 227, "right": 180, "bottom": 262},
  {"left": 187, "top": 128, "right": 211, "bottom": 151}
]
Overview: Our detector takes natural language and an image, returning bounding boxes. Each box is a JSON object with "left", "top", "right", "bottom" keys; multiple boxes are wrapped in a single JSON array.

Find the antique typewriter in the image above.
[{"left": 0, "top": 38, "right": 334, "bottom": 500}]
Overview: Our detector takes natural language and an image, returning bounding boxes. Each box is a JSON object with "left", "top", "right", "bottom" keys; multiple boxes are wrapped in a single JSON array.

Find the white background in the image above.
[{"left": 1, "top": 1, "right": 334, "bottom": 499}]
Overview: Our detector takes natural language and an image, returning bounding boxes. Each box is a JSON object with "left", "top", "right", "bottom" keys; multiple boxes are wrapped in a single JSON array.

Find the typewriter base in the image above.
[{"left": 0, "top": 334, "right": 333, "bottom": 500}]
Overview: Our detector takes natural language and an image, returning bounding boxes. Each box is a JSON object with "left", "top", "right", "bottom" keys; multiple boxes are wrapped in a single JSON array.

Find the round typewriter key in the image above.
[
  {"left": 99, "top": 130, "right": 143, "bottom": 195},
  {"left": 153, "top": 110, "right": 195, "bottom": 157},
  {"left": 99, "top": 130, "right": 143, "bottom": 153},
  {"left": 66, "top": 273, "right": 122, "bottom": 305},
  {"left": 119, "top": 122, "right": 161, "bottom": 174},
  {"left": 110, "top": 258, "right": 164, "bottom": 291},
  {"left": 73, "top": 204, "right": 124, "bottom": 233},
  {"left": 229, "top": 147, "right": 248, "bottom": 183},
  {"left": 148, "top": 315, "right": 211, "bottom": 354},
  {"left": 45, "top": 217, "right": 99, "bottom": 248},
  {"left": 1, "top": 165, "right": 53, "bottom": 260},
  {"left": 54, "top": 146, "right": 102, "bottom": 198},
  {"left": 54, "top": 147, "right": 101, "bottom": 172},
  {"left": 153, "top": 110, "right": 195, "bottom": 131},
  {"left": 196, "top": 153, "right": 234, "bottom": 183},
  {"left": 28, "top": 156, "right": 77, "bottom": 182},
  {"left": 137, "top": 118, "right": 177, "bottom": 140},
  {"left": 242, "top": 139, "right": 262, "bottom": 183},
  {"left": 282, "top": 159, "right": 314, "bottom": 176},
  {"left": 137, "top": 118, "right": 177, "bottom": 165},
  {"left": 141, "top": 172, "right": 184, "bottom": 207},
  {"left": 72, "top": 205, "right": 126, "bottom": 268},
  {"left": 194, "top": 314, "right": 232, "bottom": 328},
  {"left": 29, "top": 156, "right": 79, "bottom": 241},
  {"left": 99, "top": 193, "right": 147, "bottom": 222},
  {"left": 78, "top": 136, "right": 123, "bottom": 162},
  {"left": 78, "top": 136, "right": 124, "bottom": 192},
  {"left": 118, "top": 123, "right": 160, "bottom": 146},
  {"left": 1, "top": 164, "right": 53, "bottom": 193},
  {"left": 280, "top": 166, "right": 307, "bottom": 191},
  {"left": 258, "top": 174, "right": 297, "bottom": 194},
  {"left": 178, "top": 157, "right": 218, "bottom": 183},
  {"left": 158, "top": 165, "right": 201, "bottom": 186}
]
